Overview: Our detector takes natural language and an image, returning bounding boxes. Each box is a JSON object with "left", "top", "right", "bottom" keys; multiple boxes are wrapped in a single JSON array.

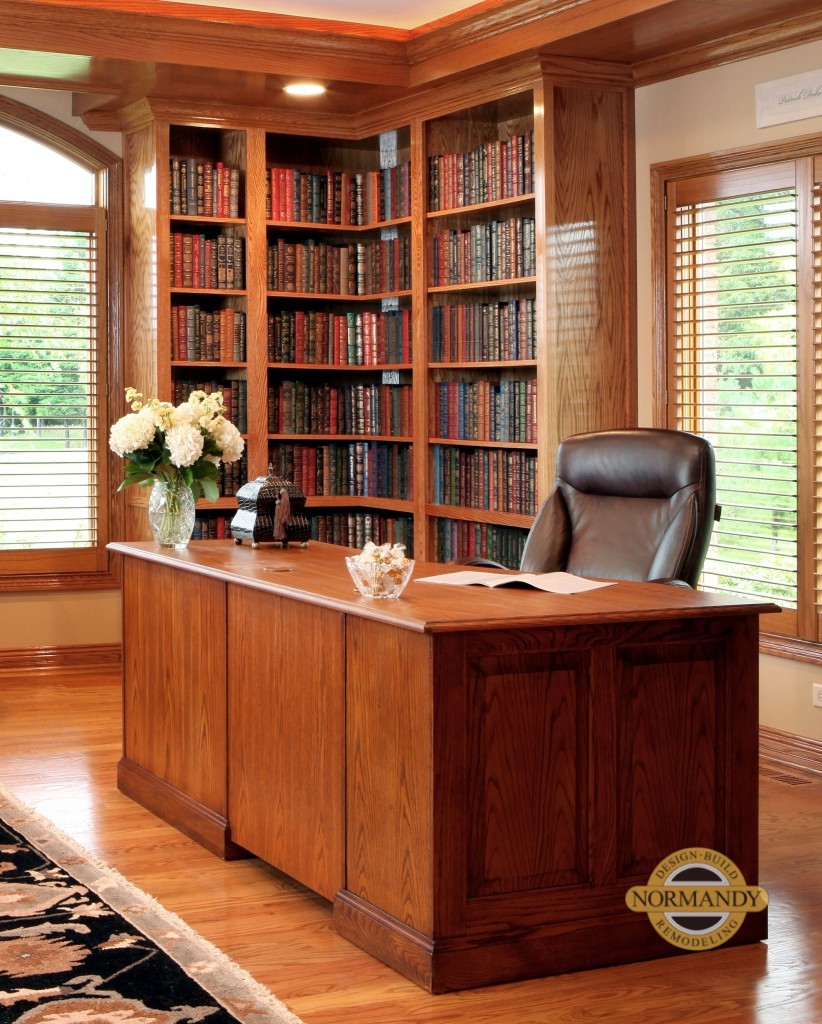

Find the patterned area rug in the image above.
[{"left": 0, "top": 785, "right": 305, "bottom": 1024}]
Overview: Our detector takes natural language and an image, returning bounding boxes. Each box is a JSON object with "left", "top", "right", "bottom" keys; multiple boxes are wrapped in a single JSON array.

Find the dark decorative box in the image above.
[{"left": 230, "top": 473, "right": 310, "bottom": 548}]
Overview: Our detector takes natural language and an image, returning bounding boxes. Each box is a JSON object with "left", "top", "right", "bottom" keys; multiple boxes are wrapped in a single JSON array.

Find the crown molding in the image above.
[
  {"left": 631, "top": 7, "right": 822, "bottom": 85},
  {"left": 0, "top": 0, "right": 410, "bottom": 87}
]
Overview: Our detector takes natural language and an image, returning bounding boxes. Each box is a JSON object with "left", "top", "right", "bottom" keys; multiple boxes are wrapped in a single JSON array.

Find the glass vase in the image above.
[{"left": 148, "top": 478, "right": 196, "bottom": 550}]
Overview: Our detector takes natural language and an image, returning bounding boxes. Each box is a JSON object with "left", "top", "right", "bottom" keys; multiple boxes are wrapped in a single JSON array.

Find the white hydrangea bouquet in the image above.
[{"left": 109, "top": 387, "right": 244, "bottom": 501}]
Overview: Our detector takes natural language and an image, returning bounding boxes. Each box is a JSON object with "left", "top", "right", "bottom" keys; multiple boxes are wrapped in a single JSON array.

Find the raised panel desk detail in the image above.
[{"left": 110, "top": 540, "right": 775, "bottom": 992}]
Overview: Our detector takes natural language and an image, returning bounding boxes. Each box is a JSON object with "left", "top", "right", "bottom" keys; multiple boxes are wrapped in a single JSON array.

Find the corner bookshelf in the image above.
[
  {"left": 120, "top": 65, "right": 635, "bottom": 558},
  {"left": 263, "top": 128, "right": 416, "bottom": 552}
]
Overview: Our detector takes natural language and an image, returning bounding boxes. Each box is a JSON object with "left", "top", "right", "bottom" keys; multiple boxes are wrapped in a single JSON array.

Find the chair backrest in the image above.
[{"left": 519, "top": 428, "right": 717, "bottom": 587}]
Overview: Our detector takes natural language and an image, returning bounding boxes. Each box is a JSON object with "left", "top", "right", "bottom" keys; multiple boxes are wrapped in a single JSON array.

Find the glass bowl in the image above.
[{"left": 345, "top": 555, "right": 415, "bottom": 599}]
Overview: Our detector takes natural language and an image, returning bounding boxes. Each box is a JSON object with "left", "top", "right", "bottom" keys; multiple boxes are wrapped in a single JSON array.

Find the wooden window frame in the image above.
[
  {"left": 652, "top": 133, "right": 822, "bottom": 661},
  {"left": 0, "top": 95, "right": 123, "bottom": 591}
]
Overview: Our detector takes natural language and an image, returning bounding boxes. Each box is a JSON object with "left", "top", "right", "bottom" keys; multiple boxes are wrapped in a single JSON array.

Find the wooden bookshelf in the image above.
[{"left": 121, "top": 61, "right": 635, "bottom": 558}]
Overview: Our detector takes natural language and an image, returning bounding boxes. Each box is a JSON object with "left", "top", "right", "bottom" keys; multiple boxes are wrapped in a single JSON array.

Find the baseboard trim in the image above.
[
  {"left": 760, "top": 724, "right": 822, "bottom": 777},
  {"left": 0, "top": 643, "right": 122, "bottom": 671}
]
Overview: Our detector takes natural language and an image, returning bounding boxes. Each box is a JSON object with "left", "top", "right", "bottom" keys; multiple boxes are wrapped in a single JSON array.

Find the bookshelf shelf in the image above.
[
  {"left": 429, "top": 436, "right": 537, "bottom": 450},
  {"left": 306, "top": 496, "right": 414, "bottom": 512},
  {"left": 269, "top": 362, "right": 412, "bottom": 371},
  {"left": 171, "top": 215, "right": 245, "bottom": 226},
  {"left": 170, "top": 287, "right": 247, "bottom": 297},
  {"left": 266, "top": 215, "right": 412, "bottom": 232},
  {"left": 426, "top": 193, "right": 536, "bottom": 221},
  {"left": 428, "top": 277, "right": 536, "bottom": 295},
  {"left": 427, "top": 364, "right": 536, "bottom": 372},
  {"left": 425, "top": 503, "right": 534, "bottom": 529},
  {"left": 171, "top": 360, "right": 247, "bottom": 368},
  {"left": 266, "top": 290, "right": 413, "bottom": 302},
  {"left": 269, "top": 433, "right": 413, "bottom": 443}
]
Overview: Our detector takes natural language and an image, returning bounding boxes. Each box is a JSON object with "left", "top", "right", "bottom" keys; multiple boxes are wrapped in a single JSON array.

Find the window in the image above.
[
  {"left": 654, "top": 147, "right": 822, "bottom": 651},
  {"left": 0, "top": 97, "right": 121, "bottom": 589}
]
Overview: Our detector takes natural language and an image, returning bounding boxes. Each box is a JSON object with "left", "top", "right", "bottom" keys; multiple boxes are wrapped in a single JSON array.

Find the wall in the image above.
[
  {"left": 0, "top": 86, "right": 122, "bottom": 651},
  {"left": 635, "top": 40, "right": 822, "bottom": 742}
]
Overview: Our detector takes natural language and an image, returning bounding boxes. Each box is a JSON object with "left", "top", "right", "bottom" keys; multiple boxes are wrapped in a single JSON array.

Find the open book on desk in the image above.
[{"left": 415, "top": 570, "right": 616, "bottom": 595}]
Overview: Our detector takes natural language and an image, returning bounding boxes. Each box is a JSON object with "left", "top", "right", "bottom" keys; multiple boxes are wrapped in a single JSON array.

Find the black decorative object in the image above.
[{"left": 230, "top": 471, "right": 310, "bottom": 548}]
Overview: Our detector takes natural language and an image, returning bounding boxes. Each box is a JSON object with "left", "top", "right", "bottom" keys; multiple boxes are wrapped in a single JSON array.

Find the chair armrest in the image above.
[{"left": 648, "top": 577, "right": 693, "bottom": 588}]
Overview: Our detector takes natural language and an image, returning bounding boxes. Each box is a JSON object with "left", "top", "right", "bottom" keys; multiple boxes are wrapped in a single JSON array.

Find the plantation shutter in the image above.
[
  {"left": 667, "top": 164, "right": 799, "bottom": 626},
  {"left": 0, "top": 202, "right": 109, "bottom": 574}
]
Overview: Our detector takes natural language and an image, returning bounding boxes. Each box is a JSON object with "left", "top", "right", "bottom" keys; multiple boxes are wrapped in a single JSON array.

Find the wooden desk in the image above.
[{"left": 110, "top": 540, "right": 776, "bottom": 992}]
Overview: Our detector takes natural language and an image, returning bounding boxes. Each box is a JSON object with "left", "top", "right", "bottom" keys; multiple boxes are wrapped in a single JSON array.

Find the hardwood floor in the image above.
[{"left": 1, "top": 665, "right": 821, "bottom": 1023}]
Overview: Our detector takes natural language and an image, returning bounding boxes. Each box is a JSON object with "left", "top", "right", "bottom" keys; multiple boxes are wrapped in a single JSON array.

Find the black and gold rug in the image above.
[{"left": 0, "top": 786, "right": 304, "bottom": 1024}]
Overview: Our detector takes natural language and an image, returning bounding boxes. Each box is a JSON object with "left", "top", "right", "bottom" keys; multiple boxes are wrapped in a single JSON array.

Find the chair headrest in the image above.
[{"left": 557, "top": 428, "right": 713, "bottom": 499}]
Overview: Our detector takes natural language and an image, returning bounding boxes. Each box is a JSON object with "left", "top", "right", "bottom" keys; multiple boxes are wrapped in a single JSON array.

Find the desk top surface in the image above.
[{"left": 109, "top": 540, "right": 780, "bottom": 633}]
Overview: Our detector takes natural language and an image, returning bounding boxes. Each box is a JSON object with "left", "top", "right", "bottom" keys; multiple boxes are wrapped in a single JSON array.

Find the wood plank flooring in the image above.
[{"left": 1, "top": 665, "right": 821, "bottom": 1023}]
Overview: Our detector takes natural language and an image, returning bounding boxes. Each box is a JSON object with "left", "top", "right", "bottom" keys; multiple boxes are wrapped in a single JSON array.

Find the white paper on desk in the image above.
[{"left": 415, "top": 570, "right": 615, "bottom": 594}]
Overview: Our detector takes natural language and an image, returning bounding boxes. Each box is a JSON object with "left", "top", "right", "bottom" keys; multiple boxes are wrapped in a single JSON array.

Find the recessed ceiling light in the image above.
[{"left": 284, "top": 83, "right": 326, "bottom": 97}]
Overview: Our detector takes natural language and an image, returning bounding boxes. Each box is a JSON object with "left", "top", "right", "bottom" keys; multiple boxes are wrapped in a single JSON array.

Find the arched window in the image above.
[{"left": 0, "top": 96, "right": 121, "bottom": 588}]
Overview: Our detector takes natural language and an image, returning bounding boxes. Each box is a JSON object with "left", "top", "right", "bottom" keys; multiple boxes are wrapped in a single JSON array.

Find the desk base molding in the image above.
[
  {"left": 335, "top": 888, "right": 767, "bottom": 993},
  {"left": 117, "top": 758, "right": 248, "bottom": 861}
]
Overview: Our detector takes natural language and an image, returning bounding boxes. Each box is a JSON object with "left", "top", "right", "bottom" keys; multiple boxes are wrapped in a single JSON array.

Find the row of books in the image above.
[
  {"left": 434, "top": 517, "right": 526, "bottom": 569},
  {"left": 191, "top": 510, "right": 415, "bottom": 552},
  {"left": 269, "top": 381, "right": 413, "bottom": 437},
  {"left": 431, "top": 445, "right": 537, "bottom": 515},
  {"left": 171, "top": 233, "right": 244, "bottom": 290},
  {"left": 171, "top": 306, "right": 247, "bottom": 362},
  {"left": 267, "top": 308, "right": 412, "bottom": 365},
  {"left": 269, "top": 441, "right": 412, "bottom": 499},
  {"left": 216, "top": 453, "right": 247, "bottom": 497},
  {"left": 431, "top": 298, "right": 536, "bottom": 362},
  {"left": 173, "top": 379, "right": 248, "bottom": 433},
  {"left": 431, "top": 217, "right": 536, "bottom": 286},
  {"left": 310, "top": 511, "right": 414, "bottom": 554},
  {"left": 170, "top": 158, "right": 241, "bottom": 218},
  {"left": 266, "top": 163, "right": 411, "bottom": 225},
  {"left": 192, "top": 514, "right": 233, "bottom": 540},
  {"left": 266, "top": 236, "right": 410, "bottom": 295},
  {"left": 428, "top": 132, "right": 534, "bottom": 211},
  {"left": 434, "top": 378, "right": 537, "bottom": 443}
]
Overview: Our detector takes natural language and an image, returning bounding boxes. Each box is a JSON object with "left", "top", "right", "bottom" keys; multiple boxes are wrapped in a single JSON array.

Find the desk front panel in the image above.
[{"left": 339, "top": 611, "right": 765, "bottom": 991}]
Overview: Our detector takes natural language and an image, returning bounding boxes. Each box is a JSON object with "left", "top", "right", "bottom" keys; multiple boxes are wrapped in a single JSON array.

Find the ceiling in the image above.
[
  {"left": 154, "top": 0, "right": 482, "bottom": 30},
  {"left": 3, "top": 0, "right": 822, "bottom": 128}
]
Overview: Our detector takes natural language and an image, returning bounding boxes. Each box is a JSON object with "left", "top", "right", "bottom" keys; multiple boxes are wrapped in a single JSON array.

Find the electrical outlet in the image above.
[{"left": 813, "top": 684, "right": 822, "bottom": 708}]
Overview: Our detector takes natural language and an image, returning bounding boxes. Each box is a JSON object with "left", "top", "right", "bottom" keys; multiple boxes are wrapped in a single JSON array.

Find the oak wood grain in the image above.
[{"left": 228, "top": 586, "right": 345, "bottom": 900}]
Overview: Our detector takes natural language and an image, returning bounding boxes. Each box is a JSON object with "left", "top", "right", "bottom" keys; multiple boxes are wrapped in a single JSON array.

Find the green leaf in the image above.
[{"left": 200, "top": 478, "right": 220, "bottom": 502}]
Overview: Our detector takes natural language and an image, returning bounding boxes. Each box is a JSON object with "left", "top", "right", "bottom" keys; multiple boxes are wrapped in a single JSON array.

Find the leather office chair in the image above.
[{"left": 485, "top": 428, "right": 718, "bottom": 588}]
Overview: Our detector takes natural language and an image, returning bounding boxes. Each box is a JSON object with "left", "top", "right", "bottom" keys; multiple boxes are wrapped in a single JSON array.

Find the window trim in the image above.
[
  {"left": 0, "top": 94, "right": 122, "bottom": 591},
  {"left": 651, "top": 132, "right": 822, "bottom": 660}
]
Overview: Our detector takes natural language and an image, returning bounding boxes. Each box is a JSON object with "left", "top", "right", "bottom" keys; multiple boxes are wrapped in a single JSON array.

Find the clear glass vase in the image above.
[{"left": 148, "top": 478, "right": 196, "bottom": 550}]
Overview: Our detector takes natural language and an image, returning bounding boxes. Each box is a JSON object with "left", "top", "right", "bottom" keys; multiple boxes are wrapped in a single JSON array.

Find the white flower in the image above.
[
  {"left": 169, "top": 401, "right": 199, "bottom": 428},
  {"left": 109, "top": 408, "right": 156, "bottom": 456},
  {"left": 165, "top": 423, "right": 204, "bottom": 467},
  {"left": 209, "top": 417, "right": 245, "bottom": 463}
]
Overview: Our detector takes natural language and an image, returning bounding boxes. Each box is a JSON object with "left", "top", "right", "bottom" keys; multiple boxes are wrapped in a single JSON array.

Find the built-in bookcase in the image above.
[
  {"left": 121, "top": 67, "right": 635, "bottom": 557},
  {"left": 424, "top": 91, "right": 538, "bottom": 565}
]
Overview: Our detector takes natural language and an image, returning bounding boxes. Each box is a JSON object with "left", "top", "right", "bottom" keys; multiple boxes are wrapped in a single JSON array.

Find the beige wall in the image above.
[
  {"left": 0, "top": 86, "right": 122, "bottom": 650},
  {"left": 635, "top": 40, "right": 822, "bottom": 741}
]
